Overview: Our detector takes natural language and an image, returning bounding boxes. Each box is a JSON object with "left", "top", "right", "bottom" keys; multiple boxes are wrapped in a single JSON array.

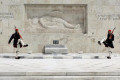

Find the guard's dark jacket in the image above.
[
  {"left": 8, "top": 32, "right": 21, "bottom": 48},
  {"left": 105, "top": 34, "right": 114, "bottom": 48}
]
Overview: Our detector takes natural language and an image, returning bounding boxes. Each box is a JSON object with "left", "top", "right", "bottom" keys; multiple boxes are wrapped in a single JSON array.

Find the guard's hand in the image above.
[{"left": 8, "top": 42, "right": 10, "bottom": 45}]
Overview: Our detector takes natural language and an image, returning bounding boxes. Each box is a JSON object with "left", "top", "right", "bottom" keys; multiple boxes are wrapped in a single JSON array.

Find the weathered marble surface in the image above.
[{"left": 0, "top": 0, "right": 120, "bottom": 53}]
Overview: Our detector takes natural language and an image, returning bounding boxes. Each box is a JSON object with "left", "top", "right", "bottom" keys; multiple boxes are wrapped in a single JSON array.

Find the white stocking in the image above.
[
  {"left": 108, "top": 47, "right": 112, "bottom": 57},
  {"left": 16, "top": 41, "right": 20, "bottom": 57},
  {"left": 100, "top": 38, "right": 106, "bottom": 43}
]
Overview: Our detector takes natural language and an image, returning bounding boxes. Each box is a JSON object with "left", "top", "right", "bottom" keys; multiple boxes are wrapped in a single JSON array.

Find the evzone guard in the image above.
[
  {"left": 8, "top": 28, "right": 28, "bottom": 59},
  {"left": 98, "top": 27, "right": 115, "bottom": 59}
]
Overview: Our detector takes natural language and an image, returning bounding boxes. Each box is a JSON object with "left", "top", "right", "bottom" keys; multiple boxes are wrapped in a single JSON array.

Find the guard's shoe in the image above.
[
  {"left": 98, "top": 41, "right": 101, "bottom": 45},
  {"left": 107, "top": 56, "right": 111, "bottom": 59},
  {"left": 15, "top": 56, "right": 20, "bottom": 59},
  {"left": 23, "top": 44, "right": 28, "bottom": 47}
]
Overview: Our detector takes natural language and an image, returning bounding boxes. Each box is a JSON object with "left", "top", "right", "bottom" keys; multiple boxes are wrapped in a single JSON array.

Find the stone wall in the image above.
[{"left": 0, "top": 0, "right": 120, "bottom": 53}]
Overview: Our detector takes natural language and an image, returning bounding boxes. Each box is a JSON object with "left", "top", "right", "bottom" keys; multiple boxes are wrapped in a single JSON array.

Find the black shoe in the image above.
[
  {"left": 15, "top": 56, "right": 20, "bottom": 59},
  {"left": 107, "top": 56, "right": 111, "bottom": 59},
  {"left": 23, "top": 44, "right": 28, "bottom": 47},
  {"left": 98, "top": 41, "right": 101, "bottom": 45}
]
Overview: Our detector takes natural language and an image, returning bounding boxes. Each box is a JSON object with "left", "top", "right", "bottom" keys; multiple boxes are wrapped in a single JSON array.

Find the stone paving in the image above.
[
  {"left": 0, "top": 53, "right": 120, "bottom": 59},
  {"left": 0, "top": 54, "right": 120, "bottom": 80},
  {"left": 0, "top": 58, "right": 120, "bottom": 73}
]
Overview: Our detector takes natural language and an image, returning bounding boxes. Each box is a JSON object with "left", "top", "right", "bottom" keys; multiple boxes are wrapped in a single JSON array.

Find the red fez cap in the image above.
[
  {"left": 15, "top": 29, "right": 18, "bottom": 31},
  {"left": 108, "top": 29, "right": 111, "bottom": 32}
]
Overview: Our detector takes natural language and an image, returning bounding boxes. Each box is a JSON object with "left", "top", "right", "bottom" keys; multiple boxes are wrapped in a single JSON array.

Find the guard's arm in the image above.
[{"left": 8, "top": 34, "right": 14, "bottom": 44}]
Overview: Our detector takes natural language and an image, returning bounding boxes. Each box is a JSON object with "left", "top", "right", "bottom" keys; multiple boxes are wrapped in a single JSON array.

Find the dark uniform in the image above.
[
  {"left": 8, "top": 32, "right": 22, "bottom": 48},
  {"left": 103, "top": 34, "right": 114, "bottom": 48}
]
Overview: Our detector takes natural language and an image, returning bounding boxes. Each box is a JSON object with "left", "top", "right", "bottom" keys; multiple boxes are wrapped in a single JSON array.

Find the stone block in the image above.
[{"left": 45, "top": 44, "right": 68, "bottom": 54}]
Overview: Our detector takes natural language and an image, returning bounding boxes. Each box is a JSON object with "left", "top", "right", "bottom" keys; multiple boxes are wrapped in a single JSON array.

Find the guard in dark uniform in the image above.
[
  {"left": 8, "top": 28, "right": 28, "bottom": 59},
  {"left": 103, "top": 30, "right": 114, "bottom": 48},
  {"left": 98, "top": 29, "right": 115, "bottom": 59}
]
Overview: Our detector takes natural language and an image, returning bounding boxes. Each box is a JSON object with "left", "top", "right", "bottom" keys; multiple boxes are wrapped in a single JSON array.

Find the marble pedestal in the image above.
[{"left": 45, "top": 44, "right": 68, "bottom": 54}]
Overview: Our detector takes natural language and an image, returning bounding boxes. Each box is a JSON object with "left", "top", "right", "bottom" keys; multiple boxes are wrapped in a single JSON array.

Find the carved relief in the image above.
[
  {"left": 40, "top": 16, "right": 80, "bottom": 29},
  {"left": 25, "top": 4, "right": 87, "bottom": 33}
]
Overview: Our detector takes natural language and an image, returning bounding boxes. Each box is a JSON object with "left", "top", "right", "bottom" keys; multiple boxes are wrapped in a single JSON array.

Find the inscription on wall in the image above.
[
  {"left": 97, "top": 14, "right": 120, "bottom": 20},
  {"left": 0, "top": 13, "right": 14, "bottom": 20}
]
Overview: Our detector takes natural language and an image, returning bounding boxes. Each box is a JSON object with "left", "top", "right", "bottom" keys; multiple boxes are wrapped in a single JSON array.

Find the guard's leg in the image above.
[
  {"left": 15, "top": 43, "right": 20, "bottom": 59},
  {"left": 20, "top": 39, "right": 28, "bottom": 47},
  {"left": 98, "top": 38, "right": 106, "bottom": 45},
  {"left": 107, "top": 47, "right": 112, "bottom": 59}
]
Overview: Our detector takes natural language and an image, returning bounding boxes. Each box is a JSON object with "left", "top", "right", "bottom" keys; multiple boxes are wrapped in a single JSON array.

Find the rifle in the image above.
[{"left": 109, "top": 27, "right": 116, "bottom": 39}]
